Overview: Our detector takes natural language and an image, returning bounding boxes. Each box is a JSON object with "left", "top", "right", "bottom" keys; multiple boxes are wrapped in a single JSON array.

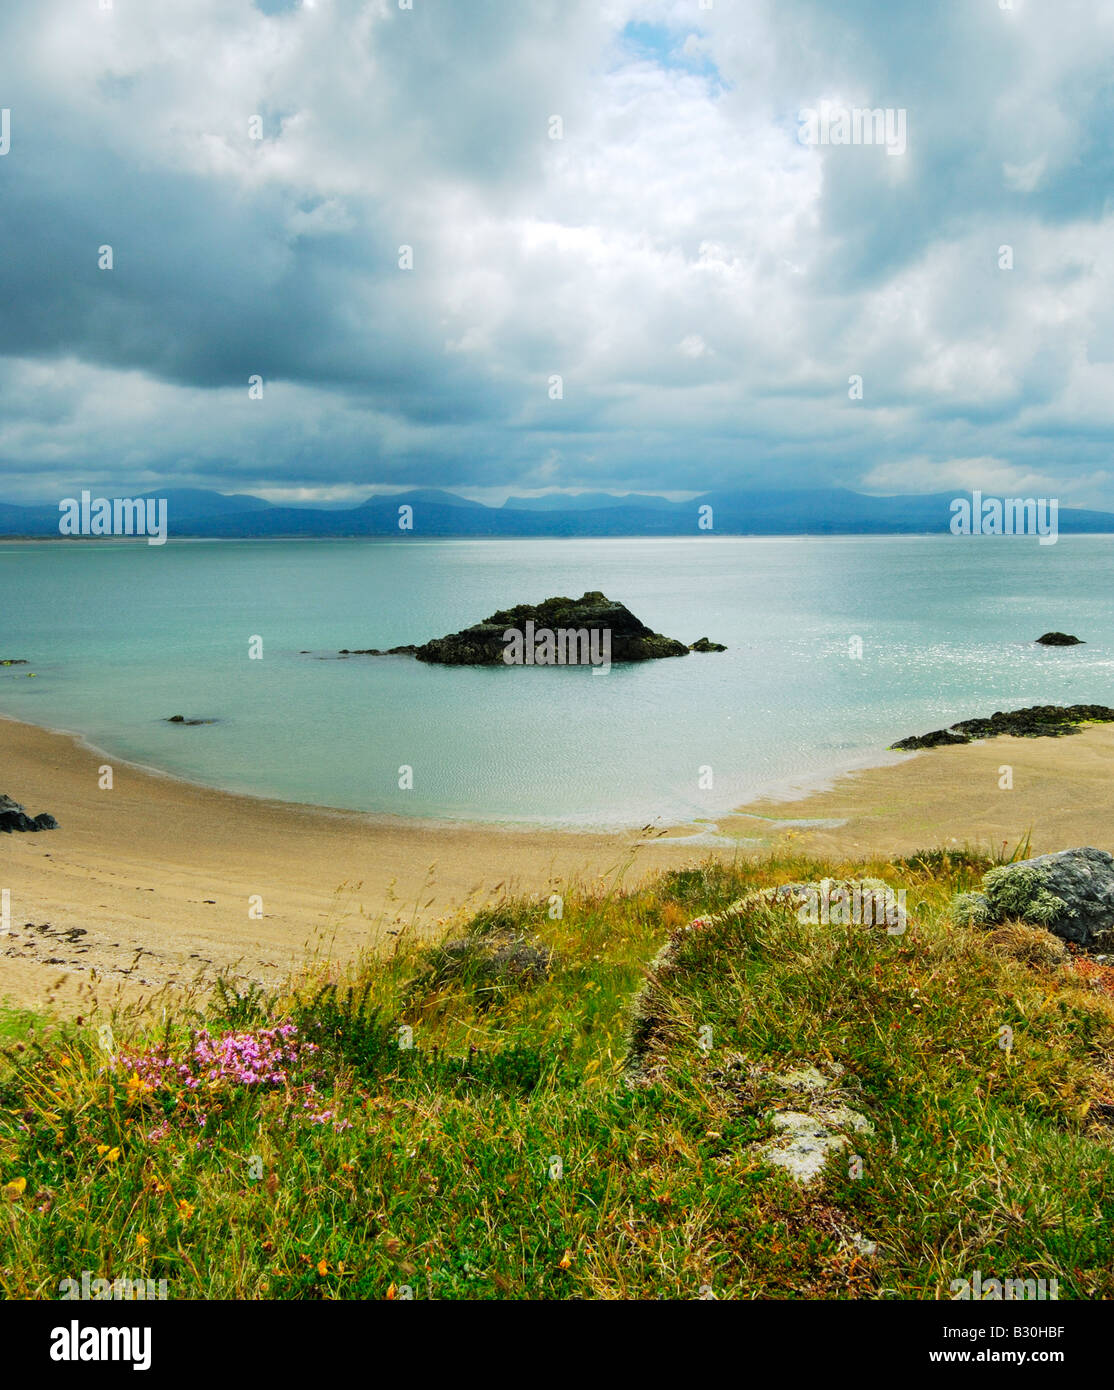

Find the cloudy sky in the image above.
[{"left": 1, "top": 0, "right": 1112, "bottom": 506}]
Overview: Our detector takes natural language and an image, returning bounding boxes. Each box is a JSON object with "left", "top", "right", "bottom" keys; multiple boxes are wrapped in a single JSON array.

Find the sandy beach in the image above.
[
  {"left": 717, "top": 724, "right": 1114, "bottom": 861},
  {"left": 0, "top": 716, "right": 720, "bottom": 1010},
  {"left": 2, "top": 714, "right": 1113, "bottom": 1009}
]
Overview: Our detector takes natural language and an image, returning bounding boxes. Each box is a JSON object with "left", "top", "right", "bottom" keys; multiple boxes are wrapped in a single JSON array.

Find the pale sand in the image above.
[
  {"left": 2, "top": 714, "right": 1113, "bottom": 1010},
  {"left": 0, "top": 717, "right": 714, "bottom": 1009}
]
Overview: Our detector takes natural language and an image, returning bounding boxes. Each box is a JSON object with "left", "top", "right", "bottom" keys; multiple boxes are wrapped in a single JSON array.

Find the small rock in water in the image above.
[
  {"left": 1035, "top": 632, "right": 1084, "bottom": 645},
  {"left": 165, "top": 715, "right": 217, "bottom": 726}
]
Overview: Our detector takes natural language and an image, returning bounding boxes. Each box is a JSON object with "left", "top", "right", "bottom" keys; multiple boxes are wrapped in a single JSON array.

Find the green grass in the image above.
[{"left": 2, "top": 847, "right": 1113, "bottom": 1300}]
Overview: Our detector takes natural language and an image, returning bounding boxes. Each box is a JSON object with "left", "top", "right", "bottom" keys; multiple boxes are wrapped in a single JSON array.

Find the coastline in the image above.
[
  {"left": 0, "top": 714, "right": 722, "bottom": 1010},
  {"left": 712, "top": 723, "right": 1114, "bottom": 860},
  {"left": 3, "top": 711, "right": 1113, "bottom": 1010}
]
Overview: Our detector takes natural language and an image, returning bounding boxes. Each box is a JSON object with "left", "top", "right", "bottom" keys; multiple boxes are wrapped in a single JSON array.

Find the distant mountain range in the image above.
[{"left": 3, "top": 487, "right": 1113, "bottom": 538}]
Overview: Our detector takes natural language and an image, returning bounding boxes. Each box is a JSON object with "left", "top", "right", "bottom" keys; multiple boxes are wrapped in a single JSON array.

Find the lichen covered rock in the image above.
[{"left": 949, "top": 847, "right": 1114, "bottom": 949}]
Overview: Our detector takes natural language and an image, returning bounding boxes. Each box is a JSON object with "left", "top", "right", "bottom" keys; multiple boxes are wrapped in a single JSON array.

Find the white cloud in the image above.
[{"left": 0, "top": 0, "right": 1112, "bottom": 504}]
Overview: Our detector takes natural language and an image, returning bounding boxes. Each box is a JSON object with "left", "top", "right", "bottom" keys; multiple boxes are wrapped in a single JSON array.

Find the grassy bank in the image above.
[{"left": 2, "top": 847, "right": 1113, "bottom": 1300}]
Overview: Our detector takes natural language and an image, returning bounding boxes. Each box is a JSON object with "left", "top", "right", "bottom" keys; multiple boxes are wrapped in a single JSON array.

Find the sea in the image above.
[{"left": 1, "top": 535, "right": 1111, "bottom": 829}]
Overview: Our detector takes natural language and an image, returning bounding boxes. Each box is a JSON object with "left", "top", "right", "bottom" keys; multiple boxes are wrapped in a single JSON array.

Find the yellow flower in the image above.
[
  {"left": 176, "top": 1199, "right": 195, "bottom": 1221},
  {"left": 95, "top": 1144, "right": 109, "bottom": 1156},
  {"left": 558, "top": 1250, "right": 573, "bottom": 1270},
  {"left": 106, "top": 1147, "right": 121, "bottom": 1163},
  {"left": 386, "top": 1282, "right": 397, "bottom": 1301},
  {"left": 3, "top": 1177, "right": 27, "bottom": 1199},
  {"left": 135, "top": 1233, "right": 149, "bottom": 1249},
  {"left": 317, "top": 1260, "right": 328, "bottom": 1277}
]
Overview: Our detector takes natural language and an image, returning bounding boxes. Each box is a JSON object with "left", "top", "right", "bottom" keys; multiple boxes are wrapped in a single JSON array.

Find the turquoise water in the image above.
[{"left": 0, "top": 536, "right": 1111, "bottom": 828}]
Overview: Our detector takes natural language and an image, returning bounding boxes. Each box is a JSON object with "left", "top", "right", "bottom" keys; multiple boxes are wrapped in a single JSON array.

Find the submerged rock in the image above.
[
  {"left": 892, "top": 703, "right": 1114, "bottom": 750},
  {"left": 165, "top": 715, "right": 217, "bottom": 726},
  {"left": 340, "top": 591, "right": 723, "bottom": 665},
  {"left": 1035, "top": 632, "right": 1084, "bottom": 645},
  {"left": 950, "top": 847, "right": 1114, "bottom": 950},
  {"left": 0, "top": 794, "right": 59, "bottom": 833}
]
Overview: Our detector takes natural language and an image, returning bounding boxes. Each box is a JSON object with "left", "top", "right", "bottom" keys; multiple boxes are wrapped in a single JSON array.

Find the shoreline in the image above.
[
  {"left": 3, "top": 710, "right": 1113, "bottom": 1011},
  {"left": 0, "top": 704, "right": 915, "bottom": 837},
  {"left": 0, "top": 714, "right": 732, "bottom": 1011}
]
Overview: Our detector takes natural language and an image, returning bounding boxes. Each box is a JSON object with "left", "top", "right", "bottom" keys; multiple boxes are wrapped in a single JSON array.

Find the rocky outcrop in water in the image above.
[
  {"left": 1035, "top": 632, "right": 1084, "bottom": 646},
  {"left": 165, "top": 715, "right": 217, "bottom": 726},
  {"left": 337, "top": 592, "right": 724, "bottom": 665},
  {"left": 891, "top": 704, "right": 1114, "bottom": 750},
  {"left": 950, "top": 847, "right": 1114, "bottom": 950},
  {"left": 337, "top": 646, "right": 416, "bottom": 656},
  {"left": 0, "top": 794, "right": 59, "bottom": 832}
]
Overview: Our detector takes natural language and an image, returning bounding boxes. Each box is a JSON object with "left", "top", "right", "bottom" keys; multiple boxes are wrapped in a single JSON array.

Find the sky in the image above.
[{"left": 0, "top": 0, "right": 1112, "bottom": 507}]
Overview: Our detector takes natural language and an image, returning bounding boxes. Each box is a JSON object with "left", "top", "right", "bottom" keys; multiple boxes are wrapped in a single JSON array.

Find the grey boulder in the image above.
[{"left": 953, "top": 847, "right": 1114, "bottom": 949}]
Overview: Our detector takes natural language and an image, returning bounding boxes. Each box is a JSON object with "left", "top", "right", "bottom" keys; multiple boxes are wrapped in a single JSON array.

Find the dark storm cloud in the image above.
[{"left": 0, "top": 0, "right": 1110, "bottom": 505}]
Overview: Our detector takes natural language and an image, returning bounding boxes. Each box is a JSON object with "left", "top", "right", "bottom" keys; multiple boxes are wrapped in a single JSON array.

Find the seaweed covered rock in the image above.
[
  {"left": 892, "top": 704, "right": 1114, "bottom": 750},
  {"left": 949, "top": 848, "right": 1114, "bottom": 949},
  {"left": 0, "top": 794, "right": 59, "bottom": 833},
  {"left": 341, "top": 592, "right": 723, "bottom": 665}
]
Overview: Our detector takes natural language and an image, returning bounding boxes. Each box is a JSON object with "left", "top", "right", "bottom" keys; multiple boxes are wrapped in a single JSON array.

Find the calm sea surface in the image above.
[{"left": 1, "top": 536, "right": 1111, "bottom": 828}]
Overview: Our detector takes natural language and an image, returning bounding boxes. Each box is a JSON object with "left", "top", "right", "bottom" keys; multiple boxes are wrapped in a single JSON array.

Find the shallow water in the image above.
[{"left": 1, "top": 535, "right": 1111, "bottom": 828}]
